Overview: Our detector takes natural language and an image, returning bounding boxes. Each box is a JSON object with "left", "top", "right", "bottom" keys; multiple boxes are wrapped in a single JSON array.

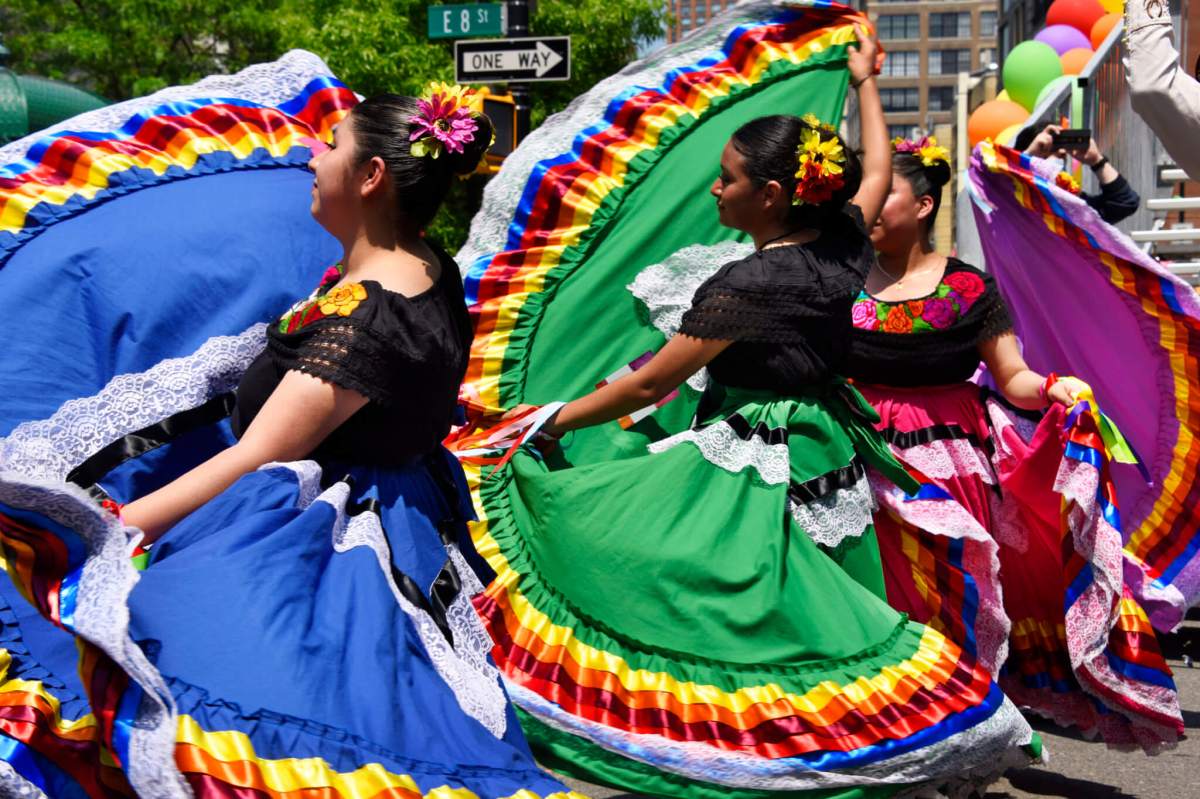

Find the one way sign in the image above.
[{"left": 455, "top": 36, "right": 571, "bottom": 83}]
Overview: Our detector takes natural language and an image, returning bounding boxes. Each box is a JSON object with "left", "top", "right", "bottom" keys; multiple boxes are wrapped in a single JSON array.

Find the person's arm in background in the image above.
[
  {"left": 1024, "top": 125, "right": 1140, "bottom": 224},
  {"left": 1126, "top": 0, "right": 1200, "bottom": 179}
]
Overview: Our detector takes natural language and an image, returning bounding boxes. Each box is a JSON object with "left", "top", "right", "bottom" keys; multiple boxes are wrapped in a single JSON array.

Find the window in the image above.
[
  {"left": 695, "top": 3, "right": 706, "bottom": 24},
  {"left": 929, "top": 49, "right": 971, "bottom": 75},
  {"left": 980, "top": 11, "right": 998, "bottom": 37},
  {"left": 878, "top": 14, "right": 920, "bottom": 40},
  {"left": 888, "top": 124, "right": 919, "bottom": 140},
  {"left": 881, "top": 87, "right": 920, "bottom": 112},
  {"left": 929, "top": 12, "right": 971, "bottom": 38},
  {"left": 880, "top": 50, "right": 920, "bottom": 77},
  {"left": 678, "top": 1, "right": 691, "bottom": 24},
  {"left": 979, "top": 48, "right": 996, "bottom": 68},
  {"left": 928, "top": 86, "right": 956, "bottom": 112}
]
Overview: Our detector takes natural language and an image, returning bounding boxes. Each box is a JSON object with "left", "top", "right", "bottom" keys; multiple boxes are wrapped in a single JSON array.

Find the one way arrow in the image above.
[{"left": 469, "top": 40, "right": 563, "bottom": 77}]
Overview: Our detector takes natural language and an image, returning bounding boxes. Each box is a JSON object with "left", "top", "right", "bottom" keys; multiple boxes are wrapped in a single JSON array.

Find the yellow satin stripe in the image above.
[
  {"left": 493, "top": 575, "right": 955, "bottom": 719},
  {"left": 0, "top": 650, "right": 102, "bottom": 736},
  {"left": 466, "top": 27, "right": 852, "bottom": 409},
  {"left": 465, "top": 466, "right": 963, "bottom": 722},
  {"left": 0, "top": 131, "right": 309, "bottom": 234},
  {"left": 176, "top": 716, "right": 588, "bottom": 799}
]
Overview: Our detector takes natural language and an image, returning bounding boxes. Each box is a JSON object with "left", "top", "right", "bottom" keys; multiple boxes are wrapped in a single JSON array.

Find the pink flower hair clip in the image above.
[
  {"left": 409, "top": 81, "right": 483, "bottom": 160},
  {"left": 892, "top": 135, "right": 950, "bottom": 169}
]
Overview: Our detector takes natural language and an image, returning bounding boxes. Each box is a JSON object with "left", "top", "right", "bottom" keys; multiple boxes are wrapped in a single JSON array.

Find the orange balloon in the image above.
[
  {"left": 1060, "top": 47, "right": 1095, "bottom": 75},
  {"left": 1090, "top": 12, "right": 1120, "bottom": 48},
  {"left": 1046, "top": 0, "right": 1106, "bottom": 36},
  {"left": 968, "top": 100, "right": 1030, "bottom": 148}
]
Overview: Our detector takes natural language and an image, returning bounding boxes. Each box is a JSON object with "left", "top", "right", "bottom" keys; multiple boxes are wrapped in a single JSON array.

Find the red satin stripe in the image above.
[{"left": 476, "top": 592, "right": 990, "bottom": 758}]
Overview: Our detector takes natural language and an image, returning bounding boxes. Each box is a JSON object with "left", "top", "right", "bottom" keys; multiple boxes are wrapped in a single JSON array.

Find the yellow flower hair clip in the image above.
[
  {"left": 802, "top": 113, "right": 837, "bottom": 135},
  {"left": 893, "top": 135, "right": 950, "bottom": 169},
  {"left": 793, "top": 127, "right": 846, "bottom": 206}
]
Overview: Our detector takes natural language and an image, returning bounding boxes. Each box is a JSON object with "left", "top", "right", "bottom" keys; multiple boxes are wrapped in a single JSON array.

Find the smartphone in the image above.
[{"left": 1051, "top": 128, "right": 1091, "bottom": 150}]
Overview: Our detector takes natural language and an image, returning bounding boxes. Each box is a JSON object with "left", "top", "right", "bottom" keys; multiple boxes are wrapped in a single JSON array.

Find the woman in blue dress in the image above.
[{"left": 0, "top": 85, "right": 579, "bottom": 799}]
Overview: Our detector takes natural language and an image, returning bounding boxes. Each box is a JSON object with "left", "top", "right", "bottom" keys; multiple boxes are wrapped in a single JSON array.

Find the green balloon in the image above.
[
  {"left": 1002, "top": 41, "right": 1064, "bottom": 111},
  {"left": 1035, "top": 75, "right": 1074, "bottom": 110}
]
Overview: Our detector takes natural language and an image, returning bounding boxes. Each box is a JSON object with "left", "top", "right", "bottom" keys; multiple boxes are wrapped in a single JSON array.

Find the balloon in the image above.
[
  {"left": 1036, "top": 75, "right": 1075, "bottom": 109},
  {"left": 1046, "top": 0, "right": 1106, "bottom": 36},
  {"left": 1060, "top": 47, "right": 1095, "bottom": 75},
  {"left": 996, "top": 89, "right": 1011, "bottom": 103},
  {"left": 968, "top": 100, "right": 1030, "bottom": 147},
  {"left": 995, "top": 123, "right": 1027, "bottom": 148},
  {"left": 1036, "top": 24, "right": 1092, "bottom": 55},
  {"left": 1098, "top": 0, "right": 1123, "bottom": 13},
  {"left": 1002, "top": 41, "right": 1064, "bottom": 110},
  {"left": 1091, "top": 12, "right": 1121, "bottom": 47}
]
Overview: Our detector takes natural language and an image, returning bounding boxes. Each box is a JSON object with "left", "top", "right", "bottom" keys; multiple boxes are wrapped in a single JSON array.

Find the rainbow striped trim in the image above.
[
  {"left": 0, "top": 488, "right": 592, "bottom": 799},
  {"left": 0, "top": 52, "right": 355, "bottom": 268},
  {"left": 975, "top": 140, "right": 1200, "bottom": 630},
  {"left": 456, "top": 2, "right": 869, "bottom": 415}
]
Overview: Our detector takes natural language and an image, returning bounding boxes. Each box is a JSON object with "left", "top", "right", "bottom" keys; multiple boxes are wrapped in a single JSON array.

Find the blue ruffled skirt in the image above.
[{"left": 0, "top": 328, "right": 576, "bottom": 799}]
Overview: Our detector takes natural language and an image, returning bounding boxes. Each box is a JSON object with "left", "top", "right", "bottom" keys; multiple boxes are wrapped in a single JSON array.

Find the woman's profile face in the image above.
[
  {"left": 308, "top": 116, "right": 363, "bottom": 235},
  {"left": 710, "top": 140, "right": 765, "bottom": 232},
  {"left": 870, "top": 172, "right": 925, "bottom": 253}
]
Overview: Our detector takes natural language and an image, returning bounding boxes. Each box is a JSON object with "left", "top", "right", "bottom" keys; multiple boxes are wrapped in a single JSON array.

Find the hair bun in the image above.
[
  {"left": 924, "top": 158, "right": 951, "bottom": 189},
  {"left": 448, "top": 113, "right": 495, "bottom": 176}
]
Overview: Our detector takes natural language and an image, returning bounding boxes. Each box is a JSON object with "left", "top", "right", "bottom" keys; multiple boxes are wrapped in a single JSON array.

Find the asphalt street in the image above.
[{"left": 555, "top": 618, "right": 1200, "bottom": 799}]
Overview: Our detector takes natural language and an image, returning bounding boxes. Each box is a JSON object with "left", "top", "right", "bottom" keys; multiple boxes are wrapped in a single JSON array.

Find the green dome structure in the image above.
[{"left": 0, "top": 43, "right": 109, "bottom": 144}]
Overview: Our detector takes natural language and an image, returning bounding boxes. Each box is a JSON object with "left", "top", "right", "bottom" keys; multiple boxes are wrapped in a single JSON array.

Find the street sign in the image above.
[
  {"left": 428, "top": 3, "right": 506, "bottom": 40},
  {"left": 455, "top": 37, "right": 571, "bottom": 83}
]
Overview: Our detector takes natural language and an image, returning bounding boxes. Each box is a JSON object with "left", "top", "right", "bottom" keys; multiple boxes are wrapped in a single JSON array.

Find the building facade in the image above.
[
  {"left": 667, "top": 0, "right": 741, "bottom": 42},
  {"left": 868, "top": 0, "right": 1000, "bottom": 141}
]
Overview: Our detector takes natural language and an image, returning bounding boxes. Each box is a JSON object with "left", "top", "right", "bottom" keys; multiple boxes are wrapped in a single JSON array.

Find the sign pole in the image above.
[{"left": 507, "top": 0, "right": 532, "bottom": 142}]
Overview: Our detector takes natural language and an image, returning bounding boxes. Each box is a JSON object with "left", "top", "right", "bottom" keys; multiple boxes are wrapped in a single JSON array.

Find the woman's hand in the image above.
[
  {"left": 847, "top": 23, "right": 881, "bottom": 85},
  {"left": 1046, "top": 376, "right": 1088, "bottom": 406}
]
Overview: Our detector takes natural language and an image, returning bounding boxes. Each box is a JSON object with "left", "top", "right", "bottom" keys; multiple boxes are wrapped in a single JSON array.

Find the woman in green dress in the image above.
[{"left": 468, "top": 28, "right": 1042, "bottom": 798}]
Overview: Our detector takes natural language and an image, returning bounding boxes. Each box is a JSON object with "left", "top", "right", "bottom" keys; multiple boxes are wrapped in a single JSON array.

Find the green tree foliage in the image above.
[{"left": 2, "top": 0, "right": 668, "bottom": 250}]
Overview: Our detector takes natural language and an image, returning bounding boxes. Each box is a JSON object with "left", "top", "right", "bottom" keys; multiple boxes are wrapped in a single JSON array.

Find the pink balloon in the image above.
[{"left": 1034, "top": 24, "right": 1093, "bottom": 55}]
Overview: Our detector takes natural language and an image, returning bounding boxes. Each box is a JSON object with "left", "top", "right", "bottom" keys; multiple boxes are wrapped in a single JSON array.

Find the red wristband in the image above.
[
  {"left": 100, "top": 498, "right": 124, "bottom": 520},
  {"left": 1039, "top": 372, "right": 1059, "bottom": 405}
]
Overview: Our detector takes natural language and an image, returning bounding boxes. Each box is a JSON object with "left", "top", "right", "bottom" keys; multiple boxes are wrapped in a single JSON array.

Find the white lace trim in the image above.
[
  {"left": 789, "top": 472, "right": 876, "bottom": 548},
  {"left": 316, "top": 480, "right": 510, "bottom": 739},
  {"left": 506, "top": 679, "right": 1035, "bottom": 792},
  {"left": 0, "top": 476, "right": 190, "bottom": 799},
  {"left": 0, "top": 50, "right": 339, "bottom": 166},
  {"left": 0, "top": 325, "right": 266, "bottom": 481},
  {"left": 0, "top": 760, "right": 48, "bottom": 799},
  {"left": 455, "top": 0, "right": 790, "bottom": 273},
  {"left": 893, "top": 438, "right": 996, "bottom": 484},
  {"left": 869, "top": 469, "right": 1011, "bottom": 678},
  {"left": 627, "top": 241, "right": 754, "bottom": 391},
  {"left": 647, "top": 421, "right": 790, "bottom": 485}
]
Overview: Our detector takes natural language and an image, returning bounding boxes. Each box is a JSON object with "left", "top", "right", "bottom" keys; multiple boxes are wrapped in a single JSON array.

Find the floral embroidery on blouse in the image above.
[
  {"left": 277, "top": 264, "right": 367, "bottom": 334},
  {"left": 852, "top": 271, "right": 985, "bottom": 334}
]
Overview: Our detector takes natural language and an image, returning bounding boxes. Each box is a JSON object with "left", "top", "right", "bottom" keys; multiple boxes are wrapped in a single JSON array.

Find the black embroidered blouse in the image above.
[
  {"left": 231, "top": 245, "right": 471, "bottom": 465},
  {"left": 844, "top": 258, "right": 1014, "bottom": 387},
  {"left": 679, "top": 207, "right": 876, "bottom": 393}
]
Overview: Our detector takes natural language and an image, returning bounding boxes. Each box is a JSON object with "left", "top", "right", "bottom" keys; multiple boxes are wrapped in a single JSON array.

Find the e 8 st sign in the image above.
[
  {"left": 455, "top": 36, "right": 571, "bottom": 83},
  {"left": 427, "top": 3, "right": 507, "bottom": 39}
]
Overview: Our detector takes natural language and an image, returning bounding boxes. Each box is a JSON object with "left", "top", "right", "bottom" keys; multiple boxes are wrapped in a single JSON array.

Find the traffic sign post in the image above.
[
  {"left": 427, "top": 3, "right": 507, "bottom": 40},
  {"left": 454, "top": 36, "right": 571, "bottom": 84}
]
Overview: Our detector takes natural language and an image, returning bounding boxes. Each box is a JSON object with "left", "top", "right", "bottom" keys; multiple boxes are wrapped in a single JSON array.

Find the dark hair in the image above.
[
  {"left": 349, "top": 94, "right": 494, "bottom": 229},
  {"left": 730, "top": 115, "right": 862, "bottom": 229},
  {"left": 892, "top": 151, "right": 951, "bottom": 233},
  {"left": 1012, "top": 125, "right": 1038, "bottom": 152}
]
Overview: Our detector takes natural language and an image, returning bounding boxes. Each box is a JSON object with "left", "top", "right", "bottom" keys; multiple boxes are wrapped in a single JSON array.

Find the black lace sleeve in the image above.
[
  {"left": 275, "top": 319, "right": 405, "bottom": 406},
  {"left": 976, "top": 278, "right": 1015, "bottom": 343}
]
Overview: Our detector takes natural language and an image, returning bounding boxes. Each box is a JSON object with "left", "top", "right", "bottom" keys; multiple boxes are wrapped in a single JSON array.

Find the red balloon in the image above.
[{"left": 1046, "top": 0, "right": 1106, "bottom": 36}]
